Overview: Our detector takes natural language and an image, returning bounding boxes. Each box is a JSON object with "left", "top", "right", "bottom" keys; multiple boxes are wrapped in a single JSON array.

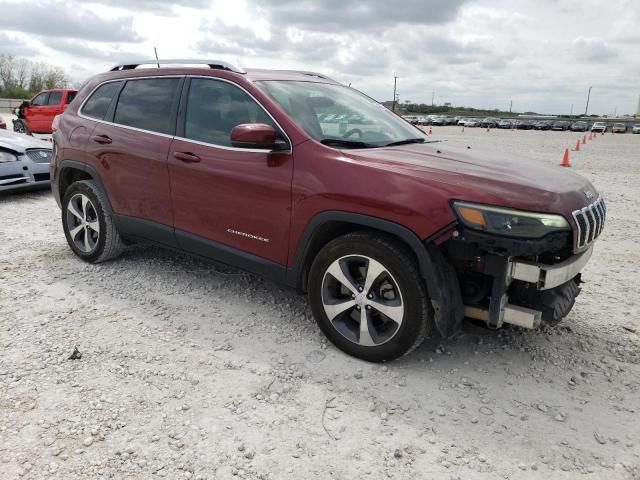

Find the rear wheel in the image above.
[
  {"left": 308, "top": 232, "right": 433, "bottom": 362},
  {"left": 61, "top": 180, "right": 124, "bottom": 263}
]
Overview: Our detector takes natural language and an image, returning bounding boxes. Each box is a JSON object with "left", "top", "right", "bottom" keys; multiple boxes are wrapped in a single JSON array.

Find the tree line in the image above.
[{"left": 0, "top": 55, "right": 69, "bottom": 99}]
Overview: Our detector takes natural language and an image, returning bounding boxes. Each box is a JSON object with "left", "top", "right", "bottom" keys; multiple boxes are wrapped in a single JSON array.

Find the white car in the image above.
[
  {"left": 591, "top": 122, "right": 607, "bottom": 133},
  {"left": 0, "top": 129, "right": 52, "bottom": 192},
  {"left": 632, "top": 124, "right": 640, "bottom": 134}
]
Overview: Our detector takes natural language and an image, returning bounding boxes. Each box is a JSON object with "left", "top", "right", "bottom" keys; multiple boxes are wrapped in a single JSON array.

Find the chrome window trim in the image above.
[{"left": 77, "top": 74, "right": 292, "bottom": 154}]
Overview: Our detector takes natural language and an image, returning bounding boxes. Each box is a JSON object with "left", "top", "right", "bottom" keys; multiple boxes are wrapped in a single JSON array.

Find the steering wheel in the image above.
[{"left": 343, "top": 128, "right": 363, "bottom": 139}]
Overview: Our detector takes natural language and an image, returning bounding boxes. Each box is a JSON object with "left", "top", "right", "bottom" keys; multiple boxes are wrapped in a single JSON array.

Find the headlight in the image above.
[
  {"left": 0, "top": 150, "right": 18, "bottom": 163},
  {"left": 453, "top": 201, "right": 570, "bottom": 238}
]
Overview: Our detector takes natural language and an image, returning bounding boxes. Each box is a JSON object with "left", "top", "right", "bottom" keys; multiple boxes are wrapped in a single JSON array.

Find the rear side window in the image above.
[
  {"left": 31, "top": 92, "right": 48, "bottom": 106},
  {"left": 184, "top": 78, "right": 275, "bottom": 146},
  {"left": 47, "top": 91, "right": 62, "bottom": 105},
  {"left": 113, "top": 78, "right": 180, "bottom": 134},
  {"left": 66, "top": 92, "right": 77, "bottom": 104},
  {"left": 82, "top": 82, "right": 121, "bottom": 120}
]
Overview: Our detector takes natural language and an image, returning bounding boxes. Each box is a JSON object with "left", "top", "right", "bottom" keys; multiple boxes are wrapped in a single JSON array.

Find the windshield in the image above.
[{"left": 257, "top": 81, "right": 427, "bottom": 148}]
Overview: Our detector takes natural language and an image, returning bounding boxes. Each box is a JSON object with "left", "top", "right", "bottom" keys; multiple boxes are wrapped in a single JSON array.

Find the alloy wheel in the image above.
[
  {"left": 321, "top": 255, "right": 404, "bottom": 347},
  {"left": 66, "top": 193, "right": 100, "bottom": 253}
]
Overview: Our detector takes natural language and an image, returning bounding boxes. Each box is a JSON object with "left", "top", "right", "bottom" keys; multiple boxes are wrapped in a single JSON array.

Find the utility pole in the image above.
[
  {"left": 391, "top": 76, "right": 398, "bottom": 112},
  {"left": 509, "top": 100, "right": 512, "bottom": 113},
  {"left": 570, "top": 104, "right": 573, "bottom": 117},
  {"left": 431, "top": 91, "right": 435, "bottom": 107},
  {"left": 584, "top": 86, "right": 592, "bottom": 116}
]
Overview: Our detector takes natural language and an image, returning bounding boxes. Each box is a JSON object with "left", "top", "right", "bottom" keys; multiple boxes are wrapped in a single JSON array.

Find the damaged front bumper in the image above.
[{"left": 464, "top": 246, "right": 593, "bottom": 329}]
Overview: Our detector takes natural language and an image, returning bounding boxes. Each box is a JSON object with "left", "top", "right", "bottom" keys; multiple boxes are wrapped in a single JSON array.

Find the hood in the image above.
[
  {"left": 344, "top": 142, "right": 597, "bottom": 216},
  {"left": 0, "top": 129, "right": 51, "bottom": 153}
]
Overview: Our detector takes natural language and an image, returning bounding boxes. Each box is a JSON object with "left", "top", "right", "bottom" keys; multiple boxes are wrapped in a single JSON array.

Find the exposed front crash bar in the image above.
[{"left": 509, "top": 246, "right": 593, "bottom": 290}]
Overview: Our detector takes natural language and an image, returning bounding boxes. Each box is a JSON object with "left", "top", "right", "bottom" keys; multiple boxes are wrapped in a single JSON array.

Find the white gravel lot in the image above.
[{"left": 1, "top": 127, "right": 639, "bottom": 479}]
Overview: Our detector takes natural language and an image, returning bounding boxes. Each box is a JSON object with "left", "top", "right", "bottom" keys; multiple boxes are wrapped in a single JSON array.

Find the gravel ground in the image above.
[{"left": 1, "top": 127, "right": 639, "bottom": 479}]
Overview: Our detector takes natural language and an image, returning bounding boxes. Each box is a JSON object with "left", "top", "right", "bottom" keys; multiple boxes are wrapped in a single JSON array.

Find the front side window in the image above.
[
  {"left": 81, "top": 81, "right": 122, "bottom": 120},
  {"left": 184, "top": 78, "right": 276, "bottom": 147},
  {"left": 47, "top": 91, "right": 62, "bottom": 105},
  {"left": 66, "top": 91, "right": 77, "bottom": 104},
  {"left": 257, "top": 81, "right": 426, "bottom": 148},
  {"left": 30, "top": 92, "right": 48, "bottom": 106},
  {"left": 114, "top": 78, "right": 180, "bottom": 134}
]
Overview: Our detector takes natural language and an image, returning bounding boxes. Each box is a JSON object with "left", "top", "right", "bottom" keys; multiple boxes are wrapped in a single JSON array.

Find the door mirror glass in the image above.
[{"left": 230, "top": 123, "right": 281, "bottom": 149}]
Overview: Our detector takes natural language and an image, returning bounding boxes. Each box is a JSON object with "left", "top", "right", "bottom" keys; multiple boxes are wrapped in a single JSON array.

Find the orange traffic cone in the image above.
[
  {"left": 582, "top": 135, "right": 587, "bottom": 145},
  {"left": 601, "top": 130, "right": 604, "bottom": 136},
  {"left": 486, "top": 127, "right": 490, "bottom": 133},
  {"left": 428, "top": 127, "right": 432, "bottom": 135},
  {"left": 573, "top": 140, "right": 580, "bottom": 151},
  {"left": 461, "top": 126, "right": 465, "bottom": 133},
  {"left": 561, "top": 148, "right": 571, "bottom": 167}
]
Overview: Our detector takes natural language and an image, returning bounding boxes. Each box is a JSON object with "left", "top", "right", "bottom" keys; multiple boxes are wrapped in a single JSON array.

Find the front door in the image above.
[
  {"left": 168, "top": 77, "right": 293, "bottom": 266},
  {"left": 24, "top": 91, "right": 49, "bottom": 132}
]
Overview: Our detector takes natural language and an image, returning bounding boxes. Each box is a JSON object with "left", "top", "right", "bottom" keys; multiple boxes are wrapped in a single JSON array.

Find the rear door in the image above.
[
  {"left": 168, "top": 77, "right": 293, "bottom": 265},
  {"left": 24, "top": 91, "right": 49, "bottom": 132},
  {"left": 84, "top": 77, "right": 182, "bottom": 236}
]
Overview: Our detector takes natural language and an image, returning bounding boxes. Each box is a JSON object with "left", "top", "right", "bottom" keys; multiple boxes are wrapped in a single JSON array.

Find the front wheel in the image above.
[{"left": 308, "top": 232, "right": 433, "bottom": 362}]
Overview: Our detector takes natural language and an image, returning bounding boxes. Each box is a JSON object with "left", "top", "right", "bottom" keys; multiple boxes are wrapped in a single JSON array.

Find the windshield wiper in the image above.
[
  {"left": 383, "top": 138, "right": 426, "bottom": 147},
  {"left": 320, "top": 138, "right": 378, "bottom": 149}
]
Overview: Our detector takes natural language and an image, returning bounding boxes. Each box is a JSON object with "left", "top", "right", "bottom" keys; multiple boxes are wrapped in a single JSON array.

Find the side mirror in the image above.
[{"left": 230, "top": 123, "right": 286, "bottom": 150}]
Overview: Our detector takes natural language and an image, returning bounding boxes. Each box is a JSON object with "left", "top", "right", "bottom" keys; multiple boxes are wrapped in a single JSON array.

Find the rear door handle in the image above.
[
  {"left": 92, "top": 134, "right": 112, "bottom": 145},
  {"left": 173, "top": 151, "right": 201, "bottom": 163}
]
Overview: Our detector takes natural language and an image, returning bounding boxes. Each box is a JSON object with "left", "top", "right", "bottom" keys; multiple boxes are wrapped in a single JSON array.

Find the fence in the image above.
[{"left": 0, "top": 98, "right": 24, "bottom": 113}]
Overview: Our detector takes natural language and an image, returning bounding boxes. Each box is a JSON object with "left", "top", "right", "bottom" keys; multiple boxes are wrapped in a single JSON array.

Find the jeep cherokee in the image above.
[{"left": 51, "top": 59, "right": 605, "bottom": 362}]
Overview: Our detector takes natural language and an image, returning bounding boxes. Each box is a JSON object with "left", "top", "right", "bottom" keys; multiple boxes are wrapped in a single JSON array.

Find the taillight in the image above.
[{"left": 52, "top": 115, "right": 61, "bottom": 132}]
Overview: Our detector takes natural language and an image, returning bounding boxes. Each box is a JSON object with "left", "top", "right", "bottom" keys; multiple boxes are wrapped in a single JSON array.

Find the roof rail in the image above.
[
  {"left": 110, "top": 59, "right": 245, "bottom": 74},
  {"left": 247, "top": 68, "right": 336, "bottom": 82}
]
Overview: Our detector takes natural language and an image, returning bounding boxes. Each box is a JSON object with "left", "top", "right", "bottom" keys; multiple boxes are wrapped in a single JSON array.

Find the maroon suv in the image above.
[{"left": 51, "top": 60, "right": 604, "bottom": 362}]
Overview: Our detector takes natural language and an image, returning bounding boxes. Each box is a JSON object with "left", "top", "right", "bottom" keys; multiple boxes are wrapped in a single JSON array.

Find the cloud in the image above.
[
  {"left": 0, "top": 0, "right": 142, "bottom": 42},
  {"left": 0, "top": 33, "right": 39, "bottom": 56},
  {"left": 571, "top": 37, "right": 617, "bottom": 63},
  {"left": 253, "top": 0, "right": 468, "bottom": 30},
  {"left": 46, "top": 39, "right": 147, "bottom": 63},
  {"left": 92, "top": 0, "right": 211, "bottom": 14}
]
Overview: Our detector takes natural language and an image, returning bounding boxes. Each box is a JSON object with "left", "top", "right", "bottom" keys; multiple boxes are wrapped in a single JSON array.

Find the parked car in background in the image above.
[
  {"left": 0, "top": 128, "right": 52, "bottom": 192},
  {"left": 551, "top": 120, "right": 570, "bottom": 131},
  {"left": 591, "top": 122, "right": 607, "bottom": 133},
  {"left": 632, "top": 124, "right": 640, "bottom": 134},
  {"left": 570, "top": 121, "right": 588, "bottom": 132},
  {"left": 51, "top": 59, "right": 605, "bottom": 361},
  {"left": 0, "top": 118, "right": 6, "bottom": 130},
  {"left": 16, "top": 89, "right": 78, "bottom": 134},
  {"left": 612, "top": 123, "right": 627, "bottom": 133},
  {"left": 480, "top": 117, "right": 499, "bottom": 128},
  {"left": 497, "top": 119, "right": 514, "bottom": 129},
  {"left": 431, "top": 116, "right": 446, "bottom": 126},
  {"left": 534, "top": 120, "right": 552, "bottom": 130},
  {"left": 515, "top": 119, "right": 534, "bottom": 130},
  {"left": 462, "top": 118, "right": 481, "bottom": 127}
]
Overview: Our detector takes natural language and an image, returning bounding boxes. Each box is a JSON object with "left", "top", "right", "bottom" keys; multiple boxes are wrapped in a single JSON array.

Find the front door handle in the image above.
[
  {"left": 92, "top": 134, "right": 112, "bottom": 144},
  {"left": 173, "top": 151, "right": 201, "bottom": 163}
]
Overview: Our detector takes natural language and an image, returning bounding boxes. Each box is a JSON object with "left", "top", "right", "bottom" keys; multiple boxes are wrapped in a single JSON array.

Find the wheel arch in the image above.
[
  {"left": 289, "top": 211, "right": 464, "bottom": 337},
  {"left": 57, "top": 160, "right": 112, "bottom": 213}
]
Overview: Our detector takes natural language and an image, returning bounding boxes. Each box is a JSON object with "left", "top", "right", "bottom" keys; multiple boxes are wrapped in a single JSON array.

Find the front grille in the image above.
[
  {"left": 25, "top": 148, "right": 52, "bottom": 163},
  {"left": 572, "top": 197, "right": 606, "bottom": 249}
]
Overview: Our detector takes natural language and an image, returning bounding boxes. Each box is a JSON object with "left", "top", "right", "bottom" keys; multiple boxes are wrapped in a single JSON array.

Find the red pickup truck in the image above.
[{"left": 17, "top": 89, "right": 77, "bottom": 134}]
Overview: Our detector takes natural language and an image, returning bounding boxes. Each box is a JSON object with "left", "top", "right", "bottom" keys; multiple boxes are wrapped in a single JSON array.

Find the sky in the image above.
[{"left": 1, "top": 0, "right": 639, "bottom": 115}]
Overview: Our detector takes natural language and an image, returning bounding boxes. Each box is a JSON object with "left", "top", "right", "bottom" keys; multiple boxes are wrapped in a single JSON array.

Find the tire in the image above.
[
  {"left": 510, "top": 278, "right": 581, "bottom": 325},
  {"left": 308, "top": 231, "right": 433, "bottom": 362},
  {"left": 61, "top": 180, "right": 124, "bottom": 263}
]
